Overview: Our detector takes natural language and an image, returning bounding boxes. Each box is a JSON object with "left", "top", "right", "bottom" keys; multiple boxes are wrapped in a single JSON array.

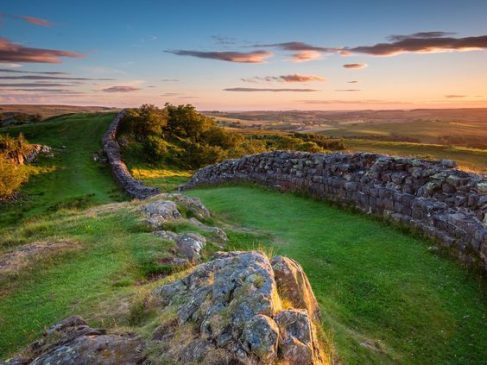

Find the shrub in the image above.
[
  {"left": 119, "top": 104, "right": 345, "bottom": 170},
  {"left": 0, "top": 156, "right": 27, "bottom": 199}
]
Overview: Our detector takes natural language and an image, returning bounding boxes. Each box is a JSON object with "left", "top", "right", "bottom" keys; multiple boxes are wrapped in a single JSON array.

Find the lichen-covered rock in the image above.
[
  {"left": 275, "top": 309, "right": 323, "bottom": 365},
  {"left": 242, "top": 314, "right": 279, "bottom": 363},
  {"left": 142, "top": 200, "right": 182, "bottom": 227},
  {"left": 271, "top": 256, "right": 321, "bottom": 321},
  {"left": 175, "top": 233, "right": 206, "bottom": 261},
  {"left": 150, "top": 251, "right": 327, "bottom": 364},
  {"left": 188, "top": 217, "right": 228, "bottom": 243},
  {"left": 1, "top": 316, "right": 145, "bottom": 365},
  {"left": 153, "top": 230, "right": 179, "bottom": 242},
  {"left": 170, "top": 193, "right": 211, "bottom": 220}
]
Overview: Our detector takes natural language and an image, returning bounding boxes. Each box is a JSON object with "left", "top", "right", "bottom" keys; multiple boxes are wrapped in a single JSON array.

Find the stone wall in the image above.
[
  {"left": 182, "top": 151, "right": 487, "bottom": 270},
  {"left": 102, "top": 111, "right": 160, "bottom": 199}
]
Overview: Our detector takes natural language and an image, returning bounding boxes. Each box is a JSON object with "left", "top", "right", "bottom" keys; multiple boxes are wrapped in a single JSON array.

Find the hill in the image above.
[{"left": 0, "top": 112, "right": 486, "bottom": 364}]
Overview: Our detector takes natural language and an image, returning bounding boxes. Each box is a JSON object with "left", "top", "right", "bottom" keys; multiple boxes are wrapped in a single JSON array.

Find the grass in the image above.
[
  {"left": 189, "top": 185, "right": 487, "bottom": 365},
  {"left": 0, "top": 113, "right": 125, "bottom": 229},
  {"left": 344, "top": 138, "right": 487, "bottom": 172},
  {"left": 0, "top": 202, "right": 173, "bottom": 356},
  {"left": 1, "top": 112, "right": 486, "bottom": 364},
  {"left": 326, "top": 119, "right": 487, "bottom": 147}
]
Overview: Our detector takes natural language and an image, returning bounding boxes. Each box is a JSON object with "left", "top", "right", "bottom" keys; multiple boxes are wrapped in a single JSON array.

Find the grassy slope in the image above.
[
  {"left": 189, "top": 185, "right": 487, "bottom": 365},
  {"left": 1, "top": 113, "right": 486, "bottom": 364},
  {"left": 0, "top": 113, "right": 124, "bottom": 229},
  {"left": 344, "top": 139, "right": 487, "bottom": 172}
]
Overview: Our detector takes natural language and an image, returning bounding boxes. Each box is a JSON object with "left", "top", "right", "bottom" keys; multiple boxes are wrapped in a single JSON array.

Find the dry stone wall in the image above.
[
  {"left": 182, "top": 151, "right": 487, "bottom": 270},
  {"left": 102, "top": 111, "right": 160, "bottom": 199}
]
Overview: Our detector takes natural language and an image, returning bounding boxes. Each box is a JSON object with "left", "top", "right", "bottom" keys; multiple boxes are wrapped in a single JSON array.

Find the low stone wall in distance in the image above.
[
  {"left": 102, "top": 111, "right": 160, "bottom": 199},
  {"left": 182, "top": 151, "right": 487, "bottom": 270}
]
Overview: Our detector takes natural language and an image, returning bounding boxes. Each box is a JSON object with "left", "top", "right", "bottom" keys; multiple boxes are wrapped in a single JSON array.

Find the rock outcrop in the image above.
[
  {"left": 142, "top": 200, "right": 182, "bottom": 227},
  {"left": 102, "top": 111, "right": 160, "bottom": 199},
  {"left": 182, "top": 151, "right": 487, "bottom": 270},
  {"left": 1, "top": 316, "right": 145, "bottom": 365},
  {"left": 151, "top": 251, "right": 327, "bottom": 364},
  {"left": 2, "top": 252, "right": 327, "bottom": 365}
]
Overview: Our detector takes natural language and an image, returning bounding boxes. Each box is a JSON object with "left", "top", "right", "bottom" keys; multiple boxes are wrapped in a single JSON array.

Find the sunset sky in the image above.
[{"left": 1, "top": 0, "right": 486, "bottom": 110}]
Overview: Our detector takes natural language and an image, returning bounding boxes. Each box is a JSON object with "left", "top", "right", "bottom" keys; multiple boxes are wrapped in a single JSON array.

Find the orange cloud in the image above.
[
  {"left": 166, "top": 49, "right": 272, "bottom": 63},
  {"left": 0, "top": 38, "right": 84, "bottom": 63},
  {"left": 343, "top": 63, "right": 367, "bottom": 69},
  {"left": 19, "top": 16, "right": 51, "bottom": 27},
  {"left": 291, "top": 50, "right": 321, "bottom": 62}
]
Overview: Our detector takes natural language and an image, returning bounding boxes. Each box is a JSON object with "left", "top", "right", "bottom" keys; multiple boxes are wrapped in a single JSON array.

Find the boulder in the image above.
[
  {"left": 175, "top": 233, "right": 206, "bottom": 262},
  {"left": 170, "top": 194, "right": 211, "bottom": 220},
  {"left": 275, "top": 309, "right": 322, "bottom": 365},
  {"left": 153, "top": 230, "right": 179, "bottom": 242},
  {"left": 142, "top": 200, "right": 182, "bottom": 227},
  {"left": 271, "top": 256, "right": 321, "bottom": 321},
  {"left": 1, "top": 316, "right": 145, "bottom": 365},
  {"left": 151, "top": 251, "right": 327, "bottom": 364},
  {"left": 188, "top": 217, "right": 228, "bottom": 243}
]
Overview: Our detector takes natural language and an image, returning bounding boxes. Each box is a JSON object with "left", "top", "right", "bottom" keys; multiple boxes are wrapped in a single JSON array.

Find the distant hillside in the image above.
[{"left": 0, "top": 104, "right": 120, "bottom": 120}]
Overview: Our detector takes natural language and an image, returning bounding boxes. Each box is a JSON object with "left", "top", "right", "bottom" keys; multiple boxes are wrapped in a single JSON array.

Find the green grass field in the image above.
[
  {"left": 344, "top": 139, "right": 487, "bottom": 172},
  {"left": 189, "top": 185, "right": 487, "bottom": 365},
  {"left": 0, "top": 113, "right": 124, "bottom": 229},
  {"left": 1, "top": 113, "right": 486, "bottom": 364}
]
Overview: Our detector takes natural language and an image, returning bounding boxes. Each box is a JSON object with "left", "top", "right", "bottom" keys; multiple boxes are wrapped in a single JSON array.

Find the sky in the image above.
[{"left": 0, "top": 0, "right": 486, "bottom": 110}]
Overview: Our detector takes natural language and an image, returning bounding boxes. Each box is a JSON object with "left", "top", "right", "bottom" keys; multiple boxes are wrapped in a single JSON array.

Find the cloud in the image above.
[
  {"left": 0, "top": 68, "right": 68, "bottom": 75},
  {"left": 224, "top": 87, "right": 317, "bottom": 92},
  {"left": 388, "top": 31, "right": 455, "bottom": 42},
  {"left": 0, "top": 82, "right": 73, "bottom": 87},
  {"left": 0, "top": 37, "right": 84, "bottom": 63},
  {"left": 347, "top": 80, "right": 358, "bottom": 83},
  {"left": 254, "top": 42, "right": 336, "bottom": 62},
  {"left": 7, "top": 88, "right": 83, "bottom": 94},
  {"left": 335, "top": 89, "right": 360, "bottom": 92},
  {"left": 445, "top": 94, "right": 466, "bottom": 98},
  {"left": 0, "top": 75, "right": 114, "bottom": 81},
  {"left": 291, "top": 50, "right": 322, "bottom": 62},
  {"left": 256, "top": 41, "right": 334, "bottom": 52},
  {"left": 242, "top": 74, "right": 325, "bottom": 83},
  {"left": 18, "top": 16, "right": 51, "bottom": 27},
  {"left": 347, "top": 34, "right": 487, "bottom": 56},
  {"left": 161, "top": 78, "right": 179, "bottom": 82},
  {"left": 343, "top": 63, "right": 367, "bottom": 69},
  {"left": 165, "top": 49, "right": 272, "bottom": 63},
  {"left": 102, "top": 86, "right": 140, "bottom": 92},
  {"left": 259, "top": 33, "right": 487, "bottom": 59},
  {"left": 161, "top": 92, "right": 180, "bottom": 96}
]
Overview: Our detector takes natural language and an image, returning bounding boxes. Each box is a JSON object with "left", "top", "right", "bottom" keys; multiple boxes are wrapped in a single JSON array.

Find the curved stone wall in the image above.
[
  {"left": 182, "top": 151, "right": 487, "bottom": 270},
  {"left": 102, "top": 111, "right": 160, "bottom": 199}
]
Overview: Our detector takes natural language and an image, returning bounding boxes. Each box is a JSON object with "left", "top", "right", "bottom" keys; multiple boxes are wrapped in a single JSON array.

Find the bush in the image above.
[
  {"left": 119, "top": 104, "right": 345, "bottom": 170},
  {"left": 0, "top": 156, "right": 27, "bottom": 199}
]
